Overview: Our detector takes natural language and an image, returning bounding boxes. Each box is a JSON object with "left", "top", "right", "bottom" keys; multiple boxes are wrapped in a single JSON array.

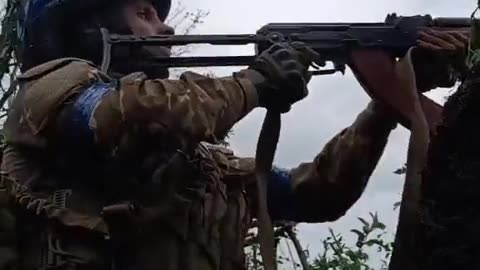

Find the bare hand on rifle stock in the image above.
[{"left": 413, "top": 29, "right": 469, "bottom": 92}]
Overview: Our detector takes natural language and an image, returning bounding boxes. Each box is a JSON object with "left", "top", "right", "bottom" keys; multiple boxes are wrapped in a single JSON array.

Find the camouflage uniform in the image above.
[{"left": 0, "top": 57, "right": 395, "bottom": 270}]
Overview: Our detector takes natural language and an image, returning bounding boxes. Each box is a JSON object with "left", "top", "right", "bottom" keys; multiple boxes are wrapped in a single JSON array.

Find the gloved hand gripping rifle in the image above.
[{"left": 99, "top": 13, "right": 471, "bottom": 270}]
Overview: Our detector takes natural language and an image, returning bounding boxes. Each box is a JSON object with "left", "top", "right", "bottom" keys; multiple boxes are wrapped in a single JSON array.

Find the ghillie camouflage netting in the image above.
[
  {"left": 0, "top": 0, "right": 22, "bottom": 119},
  {"left": 420, "top": 67, "right": 480, "bottom": 269}
]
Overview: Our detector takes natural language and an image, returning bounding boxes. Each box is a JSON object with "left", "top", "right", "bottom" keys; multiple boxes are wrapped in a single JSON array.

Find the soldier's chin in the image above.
[
  {"left": 109, "top": 46, "right": 171, "bottom": 78},
  {"left": 140, "top": 46, "right": 171, "bottom": 78},
  {"left": 144, "top": 46, "right": 171, "bottom": 58}
]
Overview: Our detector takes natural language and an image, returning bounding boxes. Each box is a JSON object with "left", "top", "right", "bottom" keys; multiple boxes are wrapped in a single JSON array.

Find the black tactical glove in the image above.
[
  {"left": 243, "top": 42, "right": 317, "bottom": 113},
  {"left": 412, "top": 29, "right": 469, "bottom": 92}
]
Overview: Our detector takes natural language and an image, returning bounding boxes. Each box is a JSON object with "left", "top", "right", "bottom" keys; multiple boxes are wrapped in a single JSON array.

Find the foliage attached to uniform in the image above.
[{"left": 0, "top": 0, "right": 22, "bottom": 115}]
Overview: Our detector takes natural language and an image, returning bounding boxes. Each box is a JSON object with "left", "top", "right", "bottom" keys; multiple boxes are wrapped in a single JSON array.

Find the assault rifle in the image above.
[{"left": 100, "top": 13, "right": 470, "bottom": 75}]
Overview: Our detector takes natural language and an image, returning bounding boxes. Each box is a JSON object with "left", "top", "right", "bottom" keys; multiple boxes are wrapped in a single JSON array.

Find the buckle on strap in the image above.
[
  {"left": 52, "top": 189, "right": 72, "bottom": 208},
  {"left": 101, "top": 202, "right": 141, "bottom": 242}
]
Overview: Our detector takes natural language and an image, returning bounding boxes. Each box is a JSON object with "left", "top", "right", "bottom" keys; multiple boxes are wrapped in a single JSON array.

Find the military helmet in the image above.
[
  {"left": 22, "top": 0, "right": 172, "bottom": 24},
  {"left": 19, "top": 0, "right": 172, "bottom": 72},
  {"left": 20, "top": 0, "right": 172, "bottom": 42}
]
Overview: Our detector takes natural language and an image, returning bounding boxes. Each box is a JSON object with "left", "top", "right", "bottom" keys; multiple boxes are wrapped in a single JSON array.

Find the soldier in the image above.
[{"left": 0, "top": 0, "right": 467, "bottom": 269}]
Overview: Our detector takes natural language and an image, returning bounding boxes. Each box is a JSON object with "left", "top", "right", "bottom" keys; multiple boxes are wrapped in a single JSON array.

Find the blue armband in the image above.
[
  {"left": 62, "top": 82, "right": 114, "bottom": 144},
  {"left": 267, "top": 166, "right": 302, "bottom": 221}
]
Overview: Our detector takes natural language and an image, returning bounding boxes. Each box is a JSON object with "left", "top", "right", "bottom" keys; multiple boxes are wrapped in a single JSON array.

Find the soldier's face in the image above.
[
  {"left": 124, "top": 0, "right": 174, "bottom": 36},
  {"left": 121, "top": 0, "right": 172, "bottom": 77}
]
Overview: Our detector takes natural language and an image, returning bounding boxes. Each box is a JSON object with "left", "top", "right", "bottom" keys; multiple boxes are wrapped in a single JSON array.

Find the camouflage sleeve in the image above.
[
  {"left": 58, "top": 70, "right": 258, "bottom": 151},
  {"left": 266, "top": 101, "right": 397, "bottom": 222}
]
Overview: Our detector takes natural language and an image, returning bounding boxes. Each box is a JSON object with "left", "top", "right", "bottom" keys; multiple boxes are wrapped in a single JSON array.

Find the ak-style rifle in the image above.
[
  {"left": 99, "top": 13, "right": 471, "bottom": 270},
  {"left": 101, "top": 13, "right": 469, "bottom": 72}
]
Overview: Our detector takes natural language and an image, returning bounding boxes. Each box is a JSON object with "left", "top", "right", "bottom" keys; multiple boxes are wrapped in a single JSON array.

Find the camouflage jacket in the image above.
[{"left": 0, "top": 58, "right": 396, "bottom": 270}]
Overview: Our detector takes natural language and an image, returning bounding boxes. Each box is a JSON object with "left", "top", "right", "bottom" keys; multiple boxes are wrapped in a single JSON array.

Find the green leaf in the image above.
[
  {"left": 350, "top": 229, "right": 365, "bottom": 239},
  {"left": 365, "top": 239, "right": 385, "bottom": 247},
  {"left": 369, "top": 212, "right": 386, "bottom": 231},
  {"left": 393, "top": 164, "right": 407, "bottom": 175},
  {"left": 393, "top": 201, "right": 401, "bottom": 211},
  {"left": 358, "top": 217, "right": 369, "bottom": 227},
  {"left": 350, "top": 229, "right": 366, "bottom": 248}
]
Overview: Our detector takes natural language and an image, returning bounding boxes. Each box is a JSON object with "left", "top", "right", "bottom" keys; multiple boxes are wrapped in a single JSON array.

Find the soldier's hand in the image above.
[
  {"left": 412, "top": 29, "right": 469, "bottom": 92},
  {"left": 245, "top": 42, "right": 317, "bottom": 113}
]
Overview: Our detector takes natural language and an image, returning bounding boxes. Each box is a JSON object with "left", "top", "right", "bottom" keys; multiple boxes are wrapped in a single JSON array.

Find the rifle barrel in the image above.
[
  {"left": 148, "top": 56, "right": 256, "bottom": 67},
  {"left": 433, "top": 17, "right": 471, "bottom": 27},
  {"left": 109, "top": 34, "right": 264, "bottom": 46}
]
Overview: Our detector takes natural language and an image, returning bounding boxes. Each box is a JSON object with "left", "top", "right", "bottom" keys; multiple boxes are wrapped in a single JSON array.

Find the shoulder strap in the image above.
[{"left": 255, "top": 111, "right": 280, "bottom": 270}]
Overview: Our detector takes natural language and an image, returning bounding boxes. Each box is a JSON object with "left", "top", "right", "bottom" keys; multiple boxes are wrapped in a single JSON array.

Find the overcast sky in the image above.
[{"left": 174, "top": 0, "right": 474, "bottom": 267}]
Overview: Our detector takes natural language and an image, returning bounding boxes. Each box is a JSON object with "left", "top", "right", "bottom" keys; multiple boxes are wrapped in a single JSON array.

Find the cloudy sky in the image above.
[{"left": 173, "top": 0, "right": 474, "bottom": 267}]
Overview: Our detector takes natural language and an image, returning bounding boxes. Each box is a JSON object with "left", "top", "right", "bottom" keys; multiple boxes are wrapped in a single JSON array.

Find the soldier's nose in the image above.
[{"left": 156, "top": 22, "right": 174, "bottom": 35}]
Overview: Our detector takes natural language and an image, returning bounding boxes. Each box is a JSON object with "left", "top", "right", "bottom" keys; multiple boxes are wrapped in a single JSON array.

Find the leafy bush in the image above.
[{"left": 310, "top": 213, "right": 393, "bottom": 270}]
